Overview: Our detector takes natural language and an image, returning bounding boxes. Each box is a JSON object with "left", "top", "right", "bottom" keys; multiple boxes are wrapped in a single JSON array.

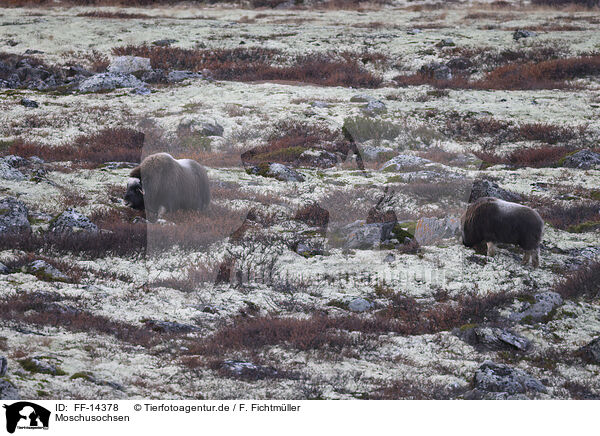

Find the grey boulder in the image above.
[
  {"left": 78, "top": 72, "right": 145, "bottom": 93},
  {"left": 49, "top": 209, "right": 98, "bottom": 234},
  {"left": 473, "top": 360, "right": 546, "bottom": 395},
  {"left": 0, "top": 197, "right": 31, "bottom": 235}
]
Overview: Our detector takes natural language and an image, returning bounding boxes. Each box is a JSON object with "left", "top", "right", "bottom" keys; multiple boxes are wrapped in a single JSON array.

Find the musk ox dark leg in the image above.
[
  {"left": 486, "top": 242, "right": 496, "bottom": 257},
  {"left": 157, "top": 205, "right": 167, "bottom": 220},
  {"left": 522, "top": 251, "right": 532, "bottom": 266}
]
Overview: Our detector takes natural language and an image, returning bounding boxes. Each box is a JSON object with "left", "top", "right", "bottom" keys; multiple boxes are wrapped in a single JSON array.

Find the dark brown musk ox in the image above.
[
  {"left": 461, "top": 197, "right": 544, "bottom": 268},
  {"left": 124, "top": 152, "right": 210, "bottom": 221}
]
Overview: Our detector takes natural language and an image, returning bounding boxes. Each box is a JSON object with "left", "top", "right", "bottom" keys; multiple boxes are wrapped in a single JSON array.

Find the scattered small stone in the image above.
[
  {"left": 350, "top": 93, "right": 375, "bottom": 103},
  {"left": 435, "top": 38, "right": 455, "bottom": 48},
  {"left": 0, "top": 197, "right": 31, "bottom": 235},
  {"left": 101, "top": 161, "right": 138, "bottom": 170},
  {"left": 249, "top": 163, "right": 305, "bottom": 182},
  {"left": 26, "top": 260, "right": 69, "bottom": 281},
  {"left": 19, "top": 357, "right": 66, "bottom": 376},
  {"left": 561, "top": 150, "right": 600, "bottom": 170},
  {"left": 468, "top": 179, "right": 523, "bottom": 203},
  {"left": 380, "top": 154, "right": 433, "bottom": 171},
  {"left": 24, "top": 49, "right": 43, "bottom": 55},
  {"left": 383, "top": 253, "right": 395, "bottom": 263},
  {"left": 348, "top": 297, "right": 373, "bottom": 312},
  {"left": 295, "top": 241, "right": 324, "bottom": 257},
  {"left": 0, "top": 263, "right": 8, "bottom": 275},
  {"left": 143, "top": 319, "right": 198, "bottom": 333},
  {"left": 49, "top": 209, "right": 98, "bottom": 235},
  {"left": 107, "top": 56, "right": 152, "bottom": 74},
  {"left": 311, "top": 101, "right": 332, "bottom": 108},
  {"left": 513, "top": 29, "right": 537, "bottom": 41},
  {"left": 473, "top": 360, "right": 546, "bottom": 395},
  {"left": 361, "top": 99, "right": 386, "bottom": 116},
  {"left": 510, "top": 292, "right": 563, "bottom": 324},
  {"left": 20, "top": 97, "right": 38, "bottom": 108},
  {"left": 406, "top": 28, "right": 421, "bottom": 35},
  {"left": 578, "top": 337, "right": 600, "bottom": 365},
  {"left": 152, "top": 39, "right": 178, "bottom": 47},
  {"left": 221, "top": 360, "right": 278, "bottom": 380}
]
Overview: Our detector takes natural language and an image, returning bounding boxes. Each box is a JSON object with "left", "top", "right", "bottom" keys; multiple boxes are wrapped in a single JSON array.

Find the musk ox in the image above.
[
  {"left": 461, "top": 197, "right": 544, "bottom": 268},
  {"left": 124, "top": 152, "right": 210, "bottom": 220}
]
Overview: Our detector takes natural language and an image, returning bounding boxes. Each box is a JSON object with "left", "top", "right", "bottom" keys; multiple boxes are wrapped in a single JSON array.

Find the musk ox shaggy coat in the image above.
[
  {"left": 461, "top": 197, "right": 544, "bottom": 267},
  {"left": 125, "top": 153, "right": 210, "bottom": 220}
]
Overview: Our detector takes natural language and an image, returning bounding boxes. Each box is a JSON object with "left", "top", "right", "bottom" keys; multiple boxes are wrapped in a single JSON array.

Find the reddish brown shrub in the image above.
[
  {"left": 476, "top": 145, "right": 575, "bottom": 168},
  {"left": 553, "top": 261, "right": 600, "bottom": 300},
  {"left": 531, "top": 0, "right": 600, "bottom": 7},
  {"left": 76, "top": 11, "right": 153, "bottom": 19},
  {"left": 6, "top": 128, "right": 144, "bottom": 166},
  {"left": 294, "top": 202, "right": 330, "bottom": 229},
  {"left": 0, "top": 293, "right": 162, "bottom": 347},
  {"left": 530, "top": 198, "right": 600, "bottom": 230},
  {"left": 112, "top": 45, "right": 383, "bottom": 88}
]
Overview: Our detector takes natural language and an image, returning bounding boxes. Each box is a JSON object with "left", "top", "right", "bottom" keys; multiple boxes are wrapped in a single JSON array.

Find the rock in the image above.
[
  {"left": 140, "top": 69, "right": 167, "bottom": 84},
  {"left": 26, "top": 260, "right": 69, "bottom": 281},
  {"left": 360, "top": 145, "right": 394, "bottom": 161},
  {"left": 407, "top": 28, "right": 421, "bottom": 35},
  {"left": 101, "top": 161, "right": 138, "bottom": 170},
  {"left": 381, "top": 154, "right": 433, "bottom": 171},
  {"left": 435, "top": 38, "right": 455, "bottom": 48},
  {"left": 0, "top": 262, "right": 8, "bottom": 274},
  {"left": 468, "top": 179, "right": 523, "bottom": 203},
  {"left": 562, "top": 150, "right": 600, "bottom": 170},
  {"left": 383, "top": 253, "right": 395, "bottom": 263},
  {"left": 343, "top": 222, "right": 396, "bottom": 250},
  {"left": 419, "top": 62, "right": 452, "bottom": 81},
  {"left": 3, "top": 155, "right": 27, "bottom": 168},
  {"left": 414, "top": 216, "right": 461, "bottom": 245},
  {"left": 167, "top": 70, "right": 203, "bottom": 83},
  {"left": 457, "top": 325, "right": 530, "bottom": 351},
  {"left": 362, "top": 100, "right": 386, "bottom": 115},
  {"left": 0, "top": 380, "right": 19, "bottom": 400},
  {"left": 446, "top": 57, "right": 473, "bottom": 70},
  {"left": 0, "top": 158, "right": 25, "bottom": 181},
  {"left": 78, "top": 72, "right": 145, "bottom": 93},
  {"left": 250, "top": 163, "right": 305, "bottom": 182},
  {"left": 20, "top": 97, "right": 38, "bottom": 108},
  {"left": 24, "top": 49, "right": 44, "bottom": 55},
  {"left": 350, "top": 93, "right": 375, "bottom": 103},
  {"left": 578, "top": 337, "right": 600, "bottom": 364},
  {"left": 152, "top": 39, "right": 178, "bottom": 46},
  {"left": 0, "top": 197, "right": 31, "bottom": 235},
  {"left": 143, "top": 319, "right": 198, "bottom": 333},
  {"left": 19, "top": 357, "right": 65, "bottom": 376},
  {"left": 131, "top": 86, "right": 151, "bottom": 95},
  {"left": 107, "top": 56, "right": 152, "bottom": 74},
  {"left": 295, "top": 241, "right": 323, "bottom": 257},
  {"left": 178, "top": 118, "right": 224, "bottom": 137},
  {"left": 49, "top": 209, "right": 98, "bottom": 234},
  {"left": 510, "top": 292, "right": 563, "bottom": 324},
  {"left": 513, "top": 29, "right": 537, "bottom": 41},
  {"left": 474, "top": 360, "right": 546, "bottom": 395},
  {"left": 348, "top": 298, "right": 373, "bottom": 312},
  {"left": 0, "top": 356, "right": 7, "bottom": 376},
  {"left": 221, "top": 360, "right": 278, "bottom": 380}
]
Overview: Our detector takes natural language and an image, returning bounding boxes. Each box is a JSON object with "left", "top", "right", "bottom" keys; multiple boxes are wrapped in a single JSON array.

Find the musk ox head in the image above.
[{"left": 123, "top": 177, "right": 145, "bottom": 210}]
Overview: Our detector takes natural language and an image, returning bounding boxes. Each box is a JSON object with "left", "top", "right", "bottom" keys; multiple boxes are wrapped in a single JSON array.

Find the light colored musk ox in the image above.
[
  {"left": 124, "top": 152, "right": 210, "bottom": 221},
  {"left": 461, "top": 197, "right": 544, "bottom": 267}
]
